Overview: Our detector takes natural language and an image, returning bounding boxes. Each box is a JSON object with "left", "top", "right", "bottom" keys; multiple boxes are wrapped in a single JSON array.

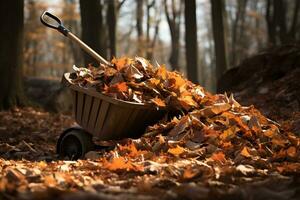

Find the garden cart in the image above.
[{"left": 40, "top": 11, "right": 165, "bottom": 159}]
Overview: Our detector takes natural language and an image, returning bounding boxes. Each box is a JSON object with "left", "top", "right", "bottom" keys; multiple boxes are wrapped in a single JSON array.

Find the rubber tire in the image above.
[{"left": 57, "top": 128, "right": 94, "bottom": 160}]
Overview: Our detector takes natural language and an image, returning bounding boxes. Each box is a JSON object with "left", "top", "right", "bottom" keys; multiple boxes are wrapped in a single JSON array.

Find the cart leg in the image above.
[{"left": 57, "top": 128, "right": 94, "bottom": 160}]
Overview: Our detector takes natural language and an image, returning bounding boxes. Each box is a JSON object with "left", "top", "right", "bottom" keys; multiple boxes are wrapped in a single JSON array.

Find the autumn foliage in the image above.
[
  {"left": 71, "top": 57, "right": 300, "bottom": 174},
  {"left": 0, "top": 57, "right": 299, "bottom": 199}
]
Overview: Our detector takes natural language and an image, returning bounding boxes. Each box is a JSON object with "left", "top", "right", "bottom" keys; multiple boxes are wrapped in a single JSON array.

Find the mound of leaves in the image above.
[
  {"left": 71, "top": 56, "right": 299, "bottom": 174},
  {"left": 0, "top": 56, "right": 300, "bottom": 199},
  {"left": 71, "top": 57, "right": 207, "bottom": 111},
  {"left": 218, "top": 44, "right": 300, "bottom": 134}
]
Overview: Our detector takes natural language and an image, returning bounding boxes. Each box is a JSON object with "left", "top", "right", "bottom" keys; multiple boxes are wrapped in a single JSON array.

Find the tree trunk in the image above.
[
  {"left": 136, "top": 0, "right": 144, "bottom": 56},
  {"left": 184, "top": 0, "right": 198, "bottom": 83},
  {"left": 0, "top": 0, "right": 26, "bottom": 109},
  {"left": 288, "top": 0, "right": 300, "bottom": 41},
  {"left": 231, "top": 0, "right": 247, "bottom": 66},
  {"left": 164, "top": 0, "right": 182, "bottom": 71},
  {"left": 80, "top": 0, "right": 106, "bottom": 65},
  {"left": 265, "top": 0, "right": 298, "bottom": 45},
  {"left": 274, "top": 0, "right": 287, "bottom": 44},
  {"left": 63, "top": 0, "right": 84, "bottom": 65},
  {"left": 211, "top": 0, "right": 228, "bottom": 86},
  {"left": 146, "top": 0, "right": 155, "bottom": 60},
  {"left": 266, "top": 0, "right": 276, "bottom": 45},
  {"left": 107, "top": 0, "right": 117, "bottom": 59}
]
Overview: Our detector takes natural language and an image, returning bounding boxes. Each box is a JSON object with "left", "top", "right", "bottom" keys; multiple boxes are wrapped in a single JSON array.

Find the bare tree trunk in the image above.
[
  {"left": 288, "top": 0, "right": 300, "bottom": 41},
  {"left": 80, "top": 0, "right": 106, "bottom": 65},
  {"left": 164, "top": 0, "right": 182, "bottom": 71},
  {"left": 211, "top": 0, "right": 228, "bottom": 85},
  {"left": 0, "top": 0, "right": 26, "bottom": 109},
  {"left": 231, "top": 0, "right": 247, "bottom": 66},
  {"left": 274, "top": 0, "right": 287, "bottom": 44},
  {"left": 265, "top": 0, "right": 298, "bottom": 45},
  {"left": 136, "top": 0, "right": 144, "bottom": 56},
  {"left": 266, "top": 0, "right": 276, "bottom": 45},
  {"left": 63, "top": 0, "right": 84, "bottom": 65},
  {"left": 149, "top": 16, "right": 161, "bottom": 61},
  {"left": 107, "top": 0, "right": 117, "bottom": 59},
  {"left": 146, "top": 0, "right": 155, "bottom": 60},
  {"left": 184, "top": 0, "right": 198, "bottom": 83}
]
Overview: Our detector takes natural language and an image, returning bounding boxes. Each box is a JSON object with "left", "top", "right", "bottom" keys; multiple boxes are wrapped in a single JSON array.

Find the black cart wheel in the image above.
[{"left": 57, "top": 128, "right": 94, "bottom": 160}]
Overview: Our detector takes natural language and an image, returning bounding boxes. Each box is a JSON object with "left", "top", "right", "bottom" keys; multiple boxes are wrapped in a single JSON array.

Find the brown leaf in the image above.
[
  {"left": 200, "top": 103, "right": 231, "bottom": 117},
  {"left": 178, "top": 95, "right": 198, "bottom": 111},
  {"left": 219, "top": 126, "right": 239, "bottom": 141},
  {"left": 168, "top": 115, "right": 191, "bottom": 137},
  {"left": 124, "top": 64, "right": 144, "bottom": 80}
]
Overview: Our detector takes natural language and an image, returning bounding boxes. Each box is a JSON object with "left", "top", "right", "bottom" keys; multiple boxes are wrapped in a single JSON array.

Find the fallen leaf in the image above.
[
  {"left": 182, "top": 167, "right": 198, "bottom": 179},
  {"left": 236, "top": 164, "right": 255, "bottom": 175},
  {"left": 210, "top": 152, "right": 226, "bottom": 164},
  {"left": 286, "top": 146, "right": 297, "bottom": 158},
  {"left": 151, "top": 97, "right": 166, "bottom": 107},
  {"left": 102, "top": 157, "right": 143, "bottom": 171},
  {"left": 168, "top": 145, "right": 185, "bottom": 156},
  {"left": 240, "top": 146, "right": 251, "bottom": 158}
]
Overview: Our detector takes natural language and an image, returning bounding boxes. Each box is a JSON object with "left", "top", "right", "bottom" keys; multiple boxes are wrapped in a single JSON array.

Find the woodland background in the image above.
[
  {"left": 0, "top": 1, "right": 300, "bottom": 199},
  {"left": 2, "top": 0, "right": 300, "bottom": 110}
]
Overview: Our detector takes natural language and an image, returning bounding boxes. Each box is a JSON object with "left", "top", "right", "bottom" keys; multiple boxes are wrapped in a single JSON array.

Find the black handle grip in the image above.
[{"left": 40, "top": 11, "right": 69, "bottom": 36}]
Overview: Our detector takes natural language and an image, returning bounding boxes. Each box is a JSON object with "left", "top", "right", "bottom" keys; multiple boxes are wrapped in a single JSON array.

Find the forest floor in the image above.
[
  {"left": 1, "top": 46, "right": 300, "bottom": 200},
  {"left": 218, "top": 44, "right": 300, "bottom": 135},
  {"left": 0, "top": 108, "right": 299, "bottom": 200}
]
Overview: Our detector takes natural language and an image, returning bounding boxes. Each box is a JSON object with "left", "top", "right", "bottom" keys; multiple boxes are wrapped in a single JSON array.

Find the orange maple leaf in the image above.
[
  {"left": 151, "top": 97, "right": 166, "bottom": 107},
  {"left": 111, "top": 57, "right": 132, "bottom": 71},
  {"left": 107, "top": 82, "right": 128, "bottom": 94},
  {"left": 102, "top": 157, "right": 144, "bottom": 171},
  {"left": 210, "top": 152, "right": 226, "bottom": 164}
]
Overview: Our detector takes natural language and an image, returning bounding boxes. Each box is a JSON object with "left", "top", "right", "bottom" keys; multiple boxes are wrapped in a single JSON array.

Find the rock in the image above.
[{"left": 24, "top": 77, "right": 73, "bottom": 113}]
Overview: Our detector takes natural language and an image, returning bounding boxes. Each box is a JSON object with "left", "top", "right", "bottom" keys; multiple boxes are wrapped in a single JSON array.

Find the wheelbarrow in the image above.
[{"left": 40, "top": 11, "right": 165, "bottom": 159}]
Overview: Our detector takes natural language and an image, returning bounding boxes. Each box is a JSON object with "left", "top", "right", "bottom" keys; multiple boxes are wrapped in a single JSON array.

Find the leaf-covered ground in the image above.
[
  {"left": 1, "top": 54, "right": 300, "bottom": 199},
  {"left": 218, "top": 44, "right": 300, "bottom": 135},
  {"left": 0, "top": 105, "right": 299, "bottom": 200}
]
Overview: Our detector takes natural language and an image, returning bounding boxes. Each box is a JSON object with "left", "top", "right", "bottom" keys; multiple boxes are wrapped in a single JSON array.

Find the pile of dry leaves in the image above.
[
  {"left": 218, "top": 44, "right": 300, "bottom": 135},
  {"left": 0, "top": 57, "right": 300, "bottom": 199},
  {"left": 71, "top": 57, "right": 207, "bottom": 111}
]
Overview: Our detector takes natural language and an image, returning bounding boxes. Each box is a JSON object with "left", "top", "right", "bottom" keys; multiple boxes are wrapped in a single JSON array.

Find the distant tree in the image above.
[
  {"left": 79, "top": 0, "right": 106, "bottom": 65},
  {"left": 164, "top": 0, "right": 183, "bottom": 71},
  {"left": 0, "top": 0, "right": 26, "bottom": 109},
  {"left": 146, "top": 0, "right": 161, "bottom": 60},
  {"left": 107, "top": 0, "right": 117, "bottom": 59},
  {"left": 266, "top": 0, "right": 300, "bottom": 45},
  {"left": 63, "top": 0, "right": 84, "bottom": 66},
  {"left": 230, "top": 0, "right": 248, "bottom": 66},
  {"left": 211, "top": 0, "right": 228, "bottom": 82},
  {"left": 24, "top": 0, "right": 39, "bottom": 76},
  {"left": 184, "top": 0, "right": 198, "bottom": 83},
  {"left": 136, "top": 0, "right": 145, "bottom": 56}
]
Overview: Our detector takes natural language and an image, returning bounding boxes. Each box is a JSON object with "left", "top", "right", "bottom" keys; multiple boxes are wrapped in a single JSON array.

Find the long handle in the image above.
[{"left": 40, "top": 11, "right": 111, "bottom": 66}]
